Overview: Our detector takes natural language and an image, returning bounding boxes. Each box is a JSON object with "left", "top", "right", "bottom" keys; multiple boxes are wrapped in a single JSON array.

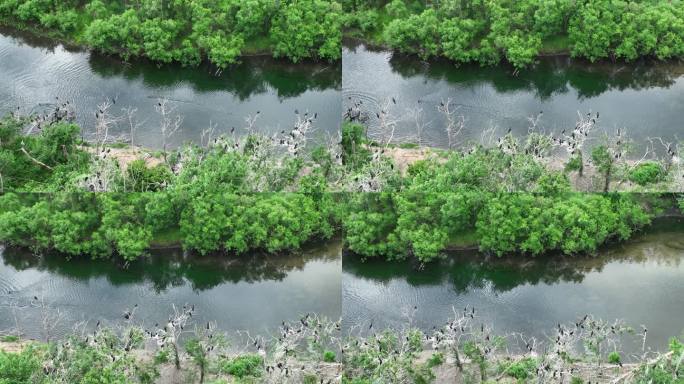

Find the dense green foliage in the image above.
[
  {"left": 343, "top": 0, "right": 684, "bottom": 68},
  {"left": 629, "top": 161, "right": 666, "bottom": 186},
  {"left": 0, "top": 346, "right": 42, "bottom": 384},
  {"left": 0, "top": 113, "right": 341, "bottom": 261},
  {"left": 0, "top": 191, "right": 338, "bottom": 261},
  {"left": 0, "top": 0, "right": 342, "bottom": 65},
  {"left": 0, "top": 116, "right": 90, "bottom": 191},
  {"left": 341, "top": 143, "right": 654, "bottom": 262},
  {"left": 476, "top": 193, "right": 651, "bottom": 257},
  {"left": 218, "top": 354, "right": 263, "bottom": 379},
  {"left": 2, "top": 112, "right": 666, "bottom": 263}
]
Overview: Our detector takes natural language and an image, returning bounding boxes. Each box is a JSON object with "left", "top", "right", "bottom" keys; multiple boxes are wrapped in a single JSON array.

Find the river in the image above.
[
  {"left": 0, "top": 240, "right": 341, "bottom": 340},
  {"left": 343, "top": 42, "right": 684, "bottom": 152},
  {"left": 343, "top": 218, "right": 684, "bottom": 352},
  {"left": 0, "top": 28, "right": 341, "bottom": 149}
]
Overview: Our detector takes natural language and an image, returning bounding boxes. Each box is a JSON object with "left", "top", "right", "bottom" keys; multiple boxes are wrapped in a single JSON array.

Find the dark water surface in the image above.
[
  {"left": 343, "top": 219, "right": 684, "bottom": 352},
  {"left": 0, "top": 240, "right": 341, "bottom": 339},
  {"left": 343, "top": 43, "right": 684, "bottom": 150},
  {"left": 0, "top": 28, "right": 341, "bottom": 149}
]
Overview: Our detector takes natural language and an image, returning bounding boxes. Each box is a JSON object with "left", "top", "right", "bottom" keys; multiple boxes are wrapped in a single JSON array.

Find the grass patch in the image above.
[
  {"left": 426, "top": 352, "right": 444, "bottom": 368},
  {"left": 398, "top": 142, "right": 419, "bottom": 149},
  {"left": 0, "top": 335, "right": 19, "bottom": 343},
  {"left": 446, "top": 230, "right": 479, "bottom": 249},
  {"left": 104, "top": 142, "right": 131, "bottom": 149},
  {"left": 540, "top": 34, "right": 571, "bottom": 54},
  {"left": 150, "top": 227, "right": 182, "bottom": 248},
  {"left": 243, "top": 36, "right": 273, "bottom": 55},
  {"left": 323, "top": 350, "right": 336, "bottom": 362}
]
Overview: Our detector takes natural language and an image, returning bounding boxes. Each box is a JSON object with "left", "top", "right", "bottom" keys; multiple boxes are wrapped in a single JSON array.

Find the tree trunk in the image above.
[
  {"left": 453, "top": 348, "right": 463, "bottom": 371},
  {"left": 603, "top": 165, "right": 612, "bottom": 192},
  {"left": 173, "top": 343, "right": 181, "bottom": 369}
]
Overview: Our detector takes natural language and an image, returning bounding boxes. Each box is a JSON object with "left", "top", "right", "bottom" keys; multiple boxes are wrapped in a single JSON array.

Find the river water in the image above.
[
  {"left": 343, "top": 42, "right": 684, "bottom": 151},
  {"left": 0, "top": 240, "right": 341, "bottom": 340},
  {"left": 343, "top": 218, "right": 684, "bottom": 352},
  {"left": 0, "top": 28, "right": 341, "bottom": 149}
]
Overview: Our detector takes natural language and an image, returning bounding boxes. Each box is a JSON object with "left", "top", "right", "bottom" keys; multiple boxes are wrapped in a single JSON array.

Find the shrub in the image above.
[
  {"left": 426, "top": 352, "right": 444, "bottom": 368},
  {"left": 501, "top": 357, "right": 537, "bottom": 379},
  {"left": 608, "top": 351, "right": 621, "bottom": 364},
  {"left": 629, "top": 162, "right": 665, "bottom": 186},
  {"left": 323, "top": 350, "right": 336, "bottom": 362},
  {"left": 219, "top": 354, "right": 263, "bottom": 379},
  {"left": 0, "top": 346, "right": 42, "bottom": 384},
  {"left": 126, "top": 160, "right": 173, "bottom": 192}
]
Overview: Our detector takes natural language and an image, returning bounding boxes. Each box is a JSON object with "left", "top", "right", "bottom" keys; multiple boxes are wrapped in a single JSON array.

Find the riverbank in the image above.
[
  {"left": 3, "top": 312, "right": 681, "bottom": 384},
  {"left": 0, "top": 313, "right": 344, "bottom": 384},
  {"left": 342, "top": 314, "right": 683, "bottom": 384},
  {"left": 378, "top": 145, "right": 682, "bottom": 193},
  {"left": 343, "top": 34, "right": 572, "bottom": 65}
]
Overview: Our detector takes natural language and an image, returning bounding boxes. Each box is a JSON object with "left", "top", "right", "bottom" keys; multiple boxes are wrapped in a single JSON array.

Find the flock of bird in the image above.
[{"left": 20, "top": 97, "right": 76, "bottom": 134}]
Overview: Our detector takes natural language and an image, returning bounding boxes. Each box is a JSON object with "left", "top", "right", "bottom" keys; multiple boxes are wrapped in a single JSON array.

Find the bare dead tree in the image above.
[
  {"left": 284, "top": 110, "right": 317, "bottom": 156},
  {"left": 437, "top": 98, "right": 465, "bottom": 149},
  {"left": 32, "top": 296, "right": 64, "bottom": 344},
  {"left": 155, "top": 98, "right": 183, "bottom": 164},
  {"left": 480, "top": 123, "right": 500, "bottom": 148},
  {"left": 248, "top": 314, "right": 341, "bottom": 384},
  {"left": 431, "top": 306, "right": 476, "bottom": 371},
  {"left": 121, "top": 105, "right": 145, "bottom": 147},
  {"left": 150, "top": 303, "right": 193, "bottom": 370},
  {"left": 406, "top": 103, "right": 431, "bottom": 147},
  {"left": 93, "top": 99, "right": 122, "bottom": 155},
  {"left": 554, "top": 110, "right": 599, "bottom": 177},
  {"left": 243, "top": 111, "right": 261, "bottom": 137},
  {"left": 646, "top": 136, "right": 682, "bottom": 190},
  {"left": 368, "top": 98, "right": 400, "bottom": 148},
  {"left": 200, "top": 120, "right": 217, "bottom": 148}
]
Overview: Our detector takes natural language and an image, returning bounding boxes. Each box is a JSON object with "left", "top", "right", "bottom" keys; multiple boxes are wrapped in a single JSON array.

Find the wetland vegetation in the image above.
[
  {"left": 342, "top": 0, "right": 684, "bottom": 69},
  {"left": 0, "top": 0, "right": 342, "bottom": 66}
]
